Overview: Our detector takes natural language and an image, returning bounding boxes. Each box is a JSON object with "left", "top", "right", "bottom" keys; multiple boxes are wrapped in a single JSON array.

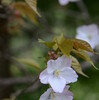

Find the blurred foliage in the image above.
[{"left": 4, "top": 0, "right": 99, "bottom": 100}]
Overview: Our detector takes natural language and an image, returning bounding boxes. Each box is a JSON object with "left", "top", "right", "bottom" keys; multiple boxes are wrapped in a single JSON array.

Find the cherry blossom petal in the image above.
[
  {"left": 59, "top": 0, "right": 79, "bottom": 6},
  {"left": 39, "top": 69, "right": 49, "bottom": 84},
  {"left": 47, "top": 60, "right": 57, "bottom": 73},
  {"left": 76, "top": 24, "right": 99, "bottom": 49},
  {"left": 87, "top": 24, "right": 98, "bottom": 36},
  {"left": 58, "top": 0, "right": 69, "bottom": 6},
  {"left": 39, "top": 86, "right": 73, "bottom": 100},
  {"left": 56, "top": 55, "right": 72, "bottom": 70},
  {"left": 39, "top": 88, "right": 52, "bottom": 100},
  {"left": 40, "top": 55, "right": 78, "bottom": 92},
  {"left": 76, "top": 33, "right": 90, "bottom": 43},
  {"left": 47, "top": 56, "right": 72, "bottom": 73},
  {"left": 60, "top": 67, "right": 78, "bottom": 84},
  {"left": 55, "top": 94, "right": 73, "bottom": 100},
  {"left": 48, "top": 75, "right": 66, "bottom": 93},
  {"left": 55, "top": 86, "right": 73, "bottom": 100}
]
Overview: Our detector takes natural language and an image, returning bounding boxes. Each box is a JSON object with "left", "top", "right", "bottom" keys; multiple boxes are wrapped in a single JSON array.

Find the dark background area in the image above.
[{"left": 0, "top": 0, "right": 99, "bottom": 100}]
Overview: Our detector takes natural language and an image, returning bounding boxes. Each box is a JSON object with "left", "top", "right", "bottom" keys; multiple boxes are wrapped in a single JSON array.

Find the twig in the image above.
[
  {"left": 10, "top": 76, "right": 40, "bottom": 99},
  {"left": 76, "top": 0, "right": 90, "bottom": 23},
  {"left": 25, "top": 79, "right": 41, "bottom": 93},
  {"left": 0, "top": 76, "right": 37, "bottom": 85}
]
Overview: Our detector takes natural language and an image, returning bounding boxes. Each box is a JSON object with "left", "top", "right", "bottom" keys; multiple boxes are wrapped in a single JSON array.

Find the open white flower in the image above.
[
  {"left": 39, "top": 86, "right": 73, "bottom": 100},
  {"left": 76, "top": 24, "right": 99, "bottom": 49},
  {"left": 58, "top": 0, "right": 79, "bottom": 6},
  {"left": 39, "top": 55, "right": 78, "bottom": 93}
]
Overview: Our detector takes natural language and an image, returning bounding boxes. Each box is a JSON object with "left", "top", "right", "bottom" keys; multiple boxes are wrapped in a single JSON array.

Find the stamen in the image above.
[{"left": 54, "top": 70, "right": 60, "bottom": 76}]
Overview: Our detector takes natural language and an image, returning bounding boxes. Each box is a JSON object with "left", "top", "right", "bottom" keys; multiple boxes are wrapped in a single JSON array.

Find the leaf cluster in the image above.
[{"left": 39, "top": 34, "right": 98, "bottom": 77}]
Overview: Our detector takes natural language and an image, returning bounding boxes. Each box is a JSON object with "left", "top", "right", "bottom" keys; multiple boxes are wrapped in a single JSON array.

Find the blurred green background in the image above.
[{"left": 6, "top": 0, "right": 99, "bottom": 100}]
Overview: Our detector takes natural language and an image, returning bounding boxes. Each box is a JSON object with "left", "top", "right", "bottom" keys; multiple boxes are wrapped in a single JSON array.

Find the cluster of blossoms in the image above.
[
  {"left": 58, "top": 0, "right": 99, "bottom": 50},
  {"left": 58, "top": 0, "right": 79, "bottom": 6},
  {"left": 38, "top": 24, "right": 99, "bottom": 100},
  {"left": 37, "top": 1, "right": 99, "bottom": 100},
  {"left": 39, "top": 55, "right": 78, "bottom": 100},
  {"left": 76, "top": 24, "right": 99, "bottom": 49}
]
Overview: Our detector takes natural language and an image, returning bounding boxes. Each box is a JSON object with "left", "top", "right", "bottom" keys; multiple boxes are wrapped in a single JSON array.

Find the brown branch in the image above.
[
  {"left": 25, "top": 80, "right": 41, "bottom": 93},
  {"left": 0, "top": 76, "right": 38, "bottom": 85},
  {"left": 10, "top": 76, "right": 41, "bottom": 99}
]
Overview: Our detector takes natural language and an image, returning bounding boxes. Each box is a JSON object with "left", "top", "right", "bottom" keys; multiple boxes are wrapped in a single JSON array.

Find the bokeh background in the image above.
[{"left": 0, "top": 0, "right": 99, "bottom": 100}]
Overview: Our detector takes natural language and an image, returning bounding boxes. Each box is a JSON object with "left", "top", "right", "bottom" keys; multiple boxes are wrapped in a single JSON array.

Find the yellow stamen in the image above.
[{"left": 54, "top": 70, "right": 60, "bottom": 76}]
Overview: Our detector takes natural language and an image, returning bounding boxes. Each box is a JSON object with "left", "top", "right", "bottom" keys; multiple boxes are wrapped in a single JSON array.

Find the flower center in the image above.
[{"left": 54, "top": 70, "right": 60, "bottom": 76}]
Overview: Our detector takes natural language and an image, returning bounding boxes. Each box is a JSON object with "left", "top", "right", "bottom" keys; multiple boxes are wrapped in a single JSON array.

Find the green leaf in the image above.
[
  {"left": 71, "top": 56, "right": 88, "bottom": 77},
  {"left": 72, "top": 49, "right": 98, "bottom": 69},
  {"left": 38, "top": 39, "right": 55, "bottom": 48},
  {"left": 57, "top": 39, "right": 74, "bottom": 57},
  {"left": 25, "top": 0, "right": 41, "bottom": 17},
  {"left": 15, "top": 58, "right": 41, "bottom": 70},
  {"left": 52, "top": 33, "right": 65, "bottom": 51},
  {"left": 73, "top": 39, "right": 94, "bottom": 53},
  {"left": 53, "top": 33, "right": 65, "bottom": 43},
  {"left": 38, "top": 34, "right": 65, "bottom": 50},
  {"left": 13, "top": 2, "right": 38, "bottom": 24}
]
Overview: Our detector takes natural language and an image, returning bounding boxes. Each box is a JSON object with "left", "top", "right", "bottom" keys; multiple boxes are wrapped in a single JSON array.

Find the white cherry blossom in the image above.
[
  {"left": 39, "top": 55, "right": 78, "bottom": 93},
  {"left": 39, "top": 86, "right": 73, "bottom": 100},
  {"left": 76, "top": 24, "right": 99, "bottom": 49},
  {"left": 58, "top": 0, "right": 79, "bottom": 6}
]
